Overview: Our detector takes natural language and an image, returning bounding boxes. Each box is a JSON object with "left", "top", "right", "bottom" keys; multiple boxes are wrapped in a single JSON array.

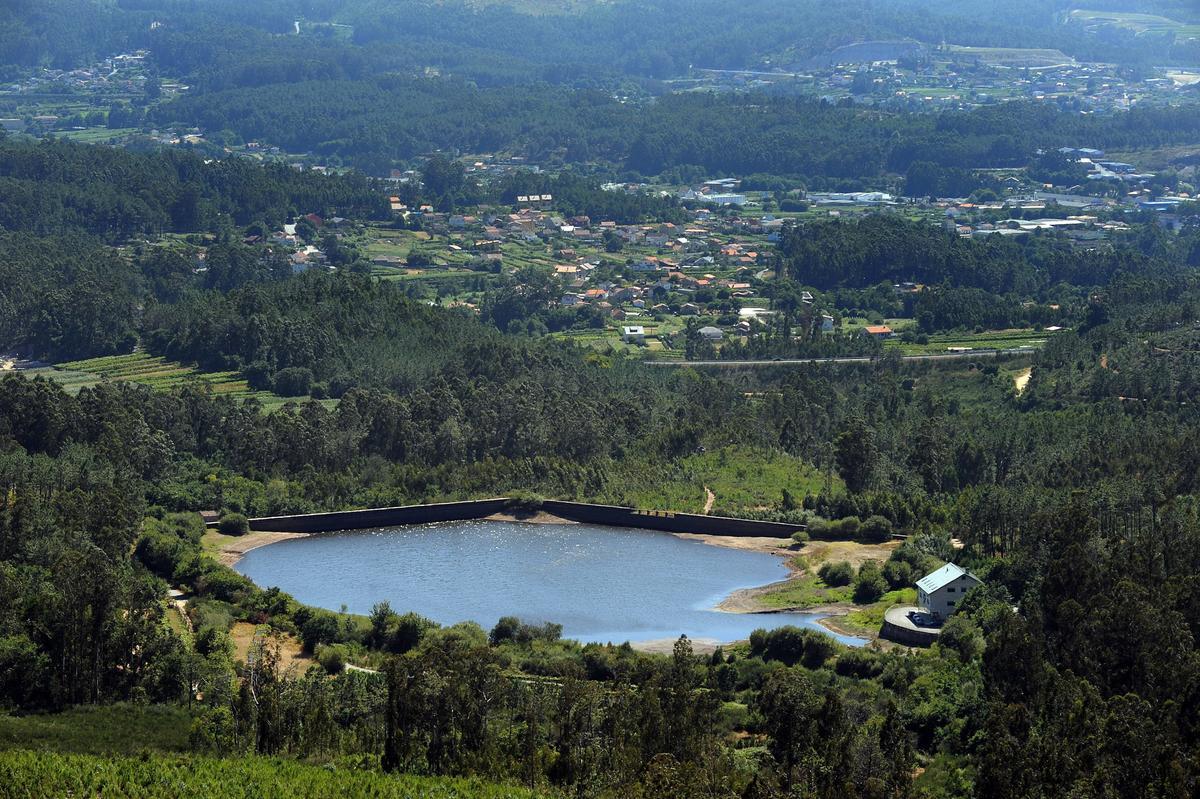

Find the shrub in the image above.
[
  {"left": 752, "top": 626, "right": 839, "bottom": 668},
  {"left": 272, "top": 367, "right": 314, "bottom": 397},
  {"left": 882, "top": 559, "right": 914, "bottom": 590},
  {"left": 195, "top": 567, "right": 255, "bottom": 604},
  {"left": 217, "top": 513, "right": 249, "bottom": 537},
  {"left": 806, "top": 516, "right": 860, "bottom": 540},
  {"left": 856, "top": 515, "right": 893, "bottom": 543},
  {"left": 818, "top": 560, "right": 854, "bottom": 587},
  {"left": 834, "top": 648, "right": 883, "bottom": 679},
  {"left": 135, "top": 531, "right": 183, "bottom": 578},
  {"left": 316, "top": 644, "right": 347, "bottom": 675},
  {"left": 938, "top": 615, "right": 984, "bottom": 662},
  {"left": 853, "top": 561, "right": 888, "bottom": 604},
  {"left": 390, "top": 612, "right": 436, "bottom": 653},
  {"left": 189, "top": 706, "right": 240, "bottom": 755},
  {"left": 791, "top": 530, "right": 810, "bottom": 546},
  {"left": 489, "top": 616, "right": 562, "bottom": 646},
  {"left": 194, "top": 627, "right": 233, "bottom": 659},
  {"left": 296, "top": 609, "right": 342, "bottom": 653}
]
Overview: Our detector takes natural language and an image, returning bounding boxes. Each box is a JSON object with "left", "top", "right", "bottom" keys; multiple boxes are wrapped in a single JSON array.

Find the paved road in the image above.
[{"left": 644, "top": 347, "right": 1037, "bottom": 367}]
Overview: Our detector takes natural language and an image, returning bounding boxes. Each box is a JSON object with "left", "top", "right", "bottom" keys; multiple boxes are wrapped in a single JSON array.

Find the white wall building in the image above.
[
  {"left": 916, "top": 563, "right": 982, "bottom": 620},
  {"left": 622, "top": 326, "right": 646, "bottom": 344}
]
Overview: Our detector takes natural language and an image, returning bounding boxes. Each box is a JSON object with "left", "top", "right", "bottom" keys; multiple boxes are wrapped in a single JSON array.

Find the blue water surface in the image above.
[{"left": 235, "top": 520, "right": 865, "bottom": 647}]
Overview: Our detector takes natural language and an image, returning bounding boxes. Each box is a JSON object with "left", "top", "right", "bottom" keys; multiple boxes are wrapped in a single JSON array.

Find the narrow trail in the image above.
[
  {"left": 168, "top": 589, "right": 193, "bottom": 635},
  {"left": 703, "top": 486, "right": 715, "bottom": 515}
]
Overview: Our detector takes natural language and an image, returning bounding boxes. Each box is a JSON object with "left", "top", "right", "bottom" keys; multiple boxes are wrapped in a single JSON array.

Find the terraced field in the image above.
[
  {"left": 22, "top": 353, "right": 326, "bottom": 412},
  {"left": 1069, "top": 9, "right": 1200, "bottom": 40},
  {"left": 884, "top": 328, "right": 1052, "bottom": 355}
]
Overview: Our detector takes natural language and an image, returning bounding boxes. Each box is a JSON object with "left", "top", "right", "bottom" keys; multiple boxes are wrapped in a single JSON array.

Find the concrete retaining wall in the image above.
[
  {"left": 226, "top": 498, "right": 511, "bottom": 533},
  {"left": 210, "top": 498, "right": 802, "bottom": 539},
  {"left": 542, "top": 500, "right": 802, "bottom": 538},
  {"left": 879, "top": 606, "right": 942, "bottom": 647}
]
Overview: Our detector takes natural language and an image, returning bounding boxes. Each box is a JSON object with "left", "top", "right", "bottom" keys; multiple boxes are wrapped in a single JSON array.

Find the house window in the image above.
[
  {"left": 948, "top": 601, "right": 956, "bottom": 607},
  {"left": 946, "top": 587, "right": 955, "bottom": 593}
]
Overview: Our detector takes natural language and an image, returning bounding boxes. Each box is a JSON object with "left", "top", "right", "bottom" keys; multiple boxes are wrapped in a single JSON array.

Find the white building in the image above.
[
  {"left": 698, "top": 326, "right": 724, "bottom": 341},
  {"left": 916, "top": 563, "right": 982, "bottom": 620},
  {"left": 622, "top": 326, "right": 646, "bottom": 344}
]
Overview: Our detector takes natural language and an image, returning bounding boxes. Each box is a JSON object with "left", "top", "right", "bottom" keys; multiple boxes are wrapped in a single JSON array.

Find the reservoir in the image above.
[{"left": 235, "top": 519, "right": 865, "bottom": 647}]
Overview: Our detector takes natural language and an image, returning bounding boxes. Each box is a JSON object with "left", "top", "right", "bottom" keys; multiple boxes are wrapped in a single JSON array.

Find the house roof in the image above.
[
  {"left": 917, "top": 563, "right": 978, "bottom": 594},
  {"left": 865, "top": 325, "right": 893, "bottom": 335}
]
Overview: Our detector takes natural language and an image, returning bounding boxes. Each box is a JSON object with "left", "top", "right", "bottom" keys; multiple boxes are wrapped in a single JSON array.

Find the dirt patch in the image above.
[
  {"left": 229, "top": 622, "right": 312, "bottom": 674},
  {"left": 673, "top": 533, "right": 799, "bottom": 558},
  {"left": 799, "top": 539, "right": 899, "bottom": 570},
  {"left": 1013, "top": 366, "right": 1032, "bottom": 395},
  {"left": 206, "top": 530, "right": 310, "bottom": 568},
  {"left": 702, "top": 487, "right": 715, "bottom": 515}
]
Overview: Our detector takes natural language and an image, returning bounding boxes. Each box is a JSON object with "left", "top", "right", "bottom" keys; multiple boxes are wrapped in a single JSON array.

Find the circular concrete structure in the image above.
[{"left": 880, "top": 605, "right": 943, "bottom": 647}]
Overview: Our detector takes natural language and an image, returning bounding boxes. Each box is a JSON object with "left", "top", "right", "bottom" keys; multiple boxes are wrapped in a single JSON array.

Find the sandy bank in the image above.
[
  {"left": 631, "top": 636, "right": 724, "bottom": 655},
  {"left": 673, "top": 532, "right": 799, "bottom": 557},
  {"left": 212, "top": 530, "right": 311, "bottom": 568},
  {"left": 485, "top": 510, "right": 579, "bottom": 525}
]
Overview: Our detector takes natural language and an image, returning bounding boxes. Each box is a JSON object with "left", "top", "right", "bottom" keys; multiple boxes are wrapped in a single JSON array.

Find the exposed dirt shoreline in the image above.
[
  {"left": 215, "top": 530, "right": 311, "bottom": 568},
  {"left": 484, "top": 510, "right": 578, "bottom": 525},
  {"left": 669, "top": 533, "right": 869, "bottom": 642}
]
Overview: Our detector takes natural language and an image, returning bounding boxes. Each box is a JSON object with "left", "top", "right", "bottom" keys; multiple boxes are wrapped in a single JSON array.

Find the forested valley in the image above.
[{"left": 0, "top": 120, "right": 1193, "bottom": 797}]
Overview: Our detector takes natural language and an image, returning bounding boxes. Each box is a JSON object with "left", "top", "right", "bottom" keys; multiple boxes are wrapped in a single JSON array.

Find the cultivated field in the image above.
[{"left": 23, "top": 353, "right": 326, "bottom": 411}]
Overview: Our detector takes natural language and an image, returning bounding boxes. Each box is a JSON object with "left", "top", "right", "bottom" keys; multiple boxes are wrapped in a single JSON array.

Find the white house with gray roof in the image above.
[{"left": 916, "top": 563, "right": 981, "bottom": 620}]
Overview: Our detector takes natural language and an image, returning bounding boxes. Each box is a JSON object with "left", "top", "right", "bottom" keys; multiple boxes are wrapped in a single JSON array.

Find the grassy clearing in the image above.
[
  {"left": 757, "top": 572, "right": 853, "bottom": 609},
  {"left": 756, "top": 539, "right": 900, "bottom": 610},
  {"left": 229, "top": 622, "right": 313, "bottom": 674},
  {"left": 0, "top": 750, "right": 550, "bottom": 799},
  {"left": 0, "top": 705, "right": 193, "bottom": 755},
  {"left": 690, "top": 446, "right": 834, "bottom": 514},
  {"left": 841, "top": 588, "right": 918, "bottom": 635}
]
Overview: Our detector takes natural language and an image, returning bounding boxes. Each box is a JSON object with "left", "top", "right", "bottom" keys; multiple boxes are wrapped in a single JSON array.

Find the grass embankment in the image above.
[
  {"left": 614, "top": 445, "right": 836, "bottom": 514},
  {"left": 749, "top": 539, "right": 914, "bottom": 638},
  {"left": 0, "top": 750, "right": 549, "bottom": 799}
]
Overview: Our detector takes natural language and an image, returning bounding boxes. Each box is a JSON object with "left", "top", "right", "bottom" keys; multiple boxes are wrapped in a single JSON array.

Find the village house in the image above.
[
  {"left": 622, "top": 326, "right": 646, "bottom": 344},
  {"left": 698, "top": 326, "right": 724, "bottom": 341},
  {"left": 916, "top": 563, "right": 983, "bottom": 620},
  {"left": 864, "top": 325, "right": 894, "bottom": 339}
]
